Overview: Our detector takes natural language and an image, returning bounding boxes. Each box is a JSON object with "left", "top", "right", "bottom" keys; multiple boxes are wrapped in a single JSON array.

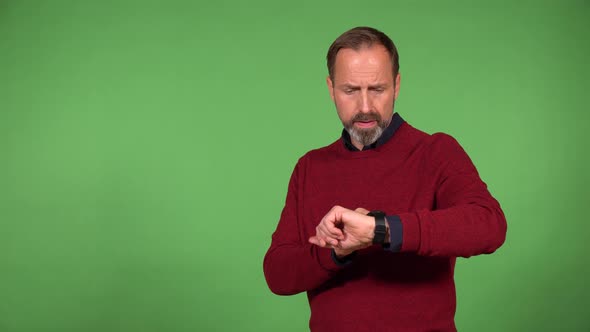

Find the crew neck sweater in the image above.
[
  {"left": 334, "top": 113, "right": 407, "bottom": 264},
  {"left": 263, "top": 119, "right": 507, "bottom": 331}
]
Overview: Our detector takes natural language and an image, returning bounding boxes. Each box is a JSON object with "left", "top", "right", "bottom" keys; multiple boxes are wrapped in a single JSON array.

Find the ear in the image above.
[
  {"left": 326, "top": 75, "right": 335, "bottom": 102},
  {"left": 394, "top": 73, "right": 401, "bottom": 100}
]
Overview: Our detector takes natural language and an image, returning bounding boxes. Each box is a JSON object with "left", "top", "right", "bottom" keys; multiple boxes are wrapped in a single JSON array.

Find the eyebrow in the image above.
[{"left": 338, "top": 83, "right": 389, "bottom": 89}]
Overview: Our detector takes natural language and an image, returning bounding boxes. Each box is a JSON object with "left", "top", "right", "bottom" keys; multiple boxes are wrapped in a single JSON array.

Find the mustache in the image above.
[{"left": 352, "top": 112, "right": 382, "bottom": 122}]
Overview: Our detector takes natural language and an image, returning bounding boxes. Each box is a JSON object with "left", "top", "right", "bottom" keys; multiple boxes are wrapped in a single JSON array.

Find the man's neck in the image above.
[{"left": 351, "top": 139, "right": 364, "bottom": 151}]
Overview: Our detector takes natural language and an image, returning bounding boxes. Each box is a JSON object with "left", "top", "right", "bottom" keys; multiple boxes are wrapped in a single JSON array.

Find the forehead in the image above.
[{"left": 333, "top": 45, "right": 393, "bottom": 82}]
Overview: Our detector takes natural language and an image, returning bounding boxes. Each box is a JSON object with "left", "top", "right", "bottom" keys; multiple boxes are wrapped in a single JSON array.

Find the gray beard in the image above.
[
  {"left": 344, "top": 111, "right": 390, "bottom": 147},
  {"left": 346, "top": 125, "right": 385, "bottom": 147}
]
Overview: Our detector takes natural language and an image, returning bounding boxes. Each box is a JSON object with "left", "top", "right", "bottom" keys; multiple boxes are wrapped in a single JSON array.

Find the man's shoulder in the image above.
[
  {"left": 403, "top": 123, "right": 461, "bottom": 150},
  {"left": 297, "top": 139, "right": 341, "bottom": 164},
  {"left": 426, "top": 131, "right": 465, "bottom": 153}
]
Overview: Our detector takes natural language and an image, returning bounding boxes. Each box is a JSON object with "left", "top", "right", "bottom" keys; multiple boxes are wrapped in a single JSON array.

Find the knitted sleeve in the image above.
[
  {"left": 398, "top": 133, "right": 507, "bottom": 257},
  {"left": 263, "top": 156, "right": 344, "bottom": 295}
]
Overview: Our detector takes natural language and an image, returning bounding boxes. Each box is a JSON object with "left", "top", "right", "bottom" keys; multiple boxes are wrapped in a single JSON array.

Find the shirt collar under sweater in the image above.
[{"left": 341, "top": 112, "right": 405, "bottom": 151}]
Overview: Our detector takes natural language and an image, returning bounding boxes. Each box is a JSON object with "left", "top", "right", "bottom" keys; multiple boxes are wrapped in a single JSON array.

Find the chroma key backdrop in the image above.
[{"left": 1, "top": 1, "right": 588, "bottom": 331}]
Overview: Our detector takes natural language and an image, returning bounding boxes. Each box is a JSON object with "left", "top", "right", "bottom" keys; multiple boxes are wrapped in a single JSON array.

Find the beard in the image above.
[{"left": 343, "top": 112, "right": 390, "bottom": 147}]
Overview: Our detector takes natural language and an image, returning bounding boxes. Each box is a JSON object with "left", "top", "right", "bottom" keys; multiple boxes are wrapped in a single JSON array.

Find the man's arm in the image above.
[
  {"left": 309, "top": 134, "right": 507, "bottom": 258},
  {"left": 397, "top": 133, "right": 507, "bottom": 257},
  {"left": 263, "top": 159, "right": 346, "bottom": 296}
]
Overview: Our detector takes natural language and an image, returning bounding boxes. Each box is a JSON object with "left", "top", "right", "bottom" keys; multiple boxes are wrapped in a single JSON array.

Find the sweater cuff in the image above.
[
  {"left": 397, "top": 212, "right": 421, "bottom": 252},
  {"left": 316, "top": 245, "right": 345, "bottom": 271},
  {"left": 384, "top": 215, "right": 403, "bottom": 252},
  {"left": 331, "top": 249, "right": 357, "bottom": 266}
]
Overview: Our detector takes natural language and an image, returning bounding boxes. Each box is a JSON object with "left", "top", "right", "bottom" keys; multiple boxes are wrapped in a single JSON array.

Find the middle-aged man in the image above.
[{"left": 263, "top": 26, "right": 507, "bottom": 332}]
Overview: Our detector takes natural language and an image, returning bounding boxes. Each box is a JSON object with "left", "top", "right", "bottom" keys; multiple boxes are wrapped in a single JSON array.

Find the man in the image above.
[{"left": 263, "top": 26, "right": 506, "bottom": 332}]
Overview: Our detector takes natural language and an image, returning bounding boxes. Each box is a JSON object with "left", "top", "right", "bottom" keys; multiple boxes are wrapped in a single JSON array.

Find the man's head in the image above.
[{"left": 326, "top": 27, "right": 401, "bottom": 149}]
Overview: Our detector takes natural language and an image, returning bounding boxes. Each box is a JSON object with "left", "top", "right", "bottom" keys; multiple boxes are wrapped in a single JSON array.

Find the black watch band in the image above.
[{"left": 368, "top": 210, "right": 387, "bottom": 245}]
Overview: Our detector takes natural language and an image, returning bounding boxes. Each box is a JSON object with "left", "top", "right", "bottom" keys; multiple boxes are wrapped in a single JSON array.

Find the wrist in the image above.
[
  {"left": 368, "top": 210, "right": 387, "bottom": 245},
  {"left": 334, "top": 247, "right": 355, "bottom": 258}
]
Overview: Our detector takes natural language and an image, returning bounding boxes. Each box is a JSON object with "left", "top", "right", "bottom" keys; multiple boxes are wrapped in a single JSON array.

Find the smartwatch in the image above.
[{"left": 367, "top": 210, "right": 387, "bottom": 245}]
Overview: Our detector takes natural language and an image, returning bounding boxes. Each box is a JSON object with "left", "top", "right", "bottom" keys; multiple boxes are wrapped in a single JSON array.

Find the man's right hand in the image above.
[{"left": 308, "top": 206, "right": 376, "bottom": 253}]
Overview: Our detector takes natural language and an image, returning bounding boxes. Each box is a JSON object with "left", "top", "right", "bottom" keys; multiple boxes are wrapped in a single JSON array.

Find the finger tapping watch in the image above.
[{"left": 367, "top": 210, "right": 387, "bottom": 245}]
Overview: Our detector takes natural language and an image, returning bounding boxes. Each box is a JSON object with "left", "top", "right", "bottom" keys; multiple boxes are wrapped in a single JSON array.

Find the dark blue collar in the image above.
[{"left": 341, "top": 112, "right": 405, "bottom": 151}]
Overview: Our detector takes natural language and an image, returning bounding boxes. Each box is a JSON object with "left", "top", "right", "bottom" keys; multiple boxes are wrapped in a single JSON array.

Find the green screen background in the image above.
[{"left": 1, "top": 1, "right": 588, "bottom": 331}]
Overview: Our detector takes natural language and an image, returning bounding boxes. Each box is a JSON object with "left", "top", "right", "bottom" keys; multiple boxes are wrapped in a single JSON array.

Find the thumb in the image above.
[{"left": 355, "top": 207, "right": 370, "bottom": 215}]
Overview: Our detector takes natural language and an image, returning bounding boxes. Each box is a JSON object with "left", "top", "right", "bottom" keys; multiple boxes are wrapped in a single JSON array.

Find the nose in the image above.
[{"left": 358, "top": 89, "right": 371, "bottom": 113}]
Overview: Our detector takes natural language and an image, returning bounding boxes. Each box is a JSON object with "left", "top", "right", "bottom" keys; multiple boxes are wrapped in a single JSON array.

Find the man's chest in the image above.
[{"left": 300, "top": 157, "right": 438, "bottom": 232}]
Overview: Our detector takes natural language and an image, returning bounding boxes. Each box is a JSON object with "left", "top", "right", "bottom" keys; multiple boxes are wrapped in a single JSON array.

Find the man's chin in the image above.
[{"left": 348, "top": 127, "right": 383, "bottom": 147}]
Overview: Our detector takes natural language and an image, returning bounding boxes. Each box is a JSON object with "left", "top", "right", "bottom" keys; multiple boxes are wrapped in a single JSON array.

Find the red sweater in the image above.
[{"left": 263, "top": 121, "right": 507, "bottom": 331}]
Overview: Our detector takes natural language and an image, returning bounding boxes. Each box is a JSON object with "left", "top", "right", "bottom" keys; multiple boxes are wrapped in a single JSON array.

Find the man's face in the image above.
[{"left": 327, "top": 45, "right": 400, "bottom": 149}]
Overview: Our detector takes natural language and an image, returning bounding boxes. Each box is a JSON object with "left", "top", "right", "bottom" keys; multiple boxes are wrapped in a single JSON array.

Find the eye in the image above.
[{"left": 343, "top": 89, "right": 355, "bottom": 95}]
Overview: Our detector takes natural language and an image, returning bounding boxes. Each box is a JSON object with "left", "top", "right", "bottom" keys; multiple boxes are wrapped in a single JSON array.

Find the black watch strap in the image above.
[{"left": 368, "top": 210, "right": 387, "bottom": 245}]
